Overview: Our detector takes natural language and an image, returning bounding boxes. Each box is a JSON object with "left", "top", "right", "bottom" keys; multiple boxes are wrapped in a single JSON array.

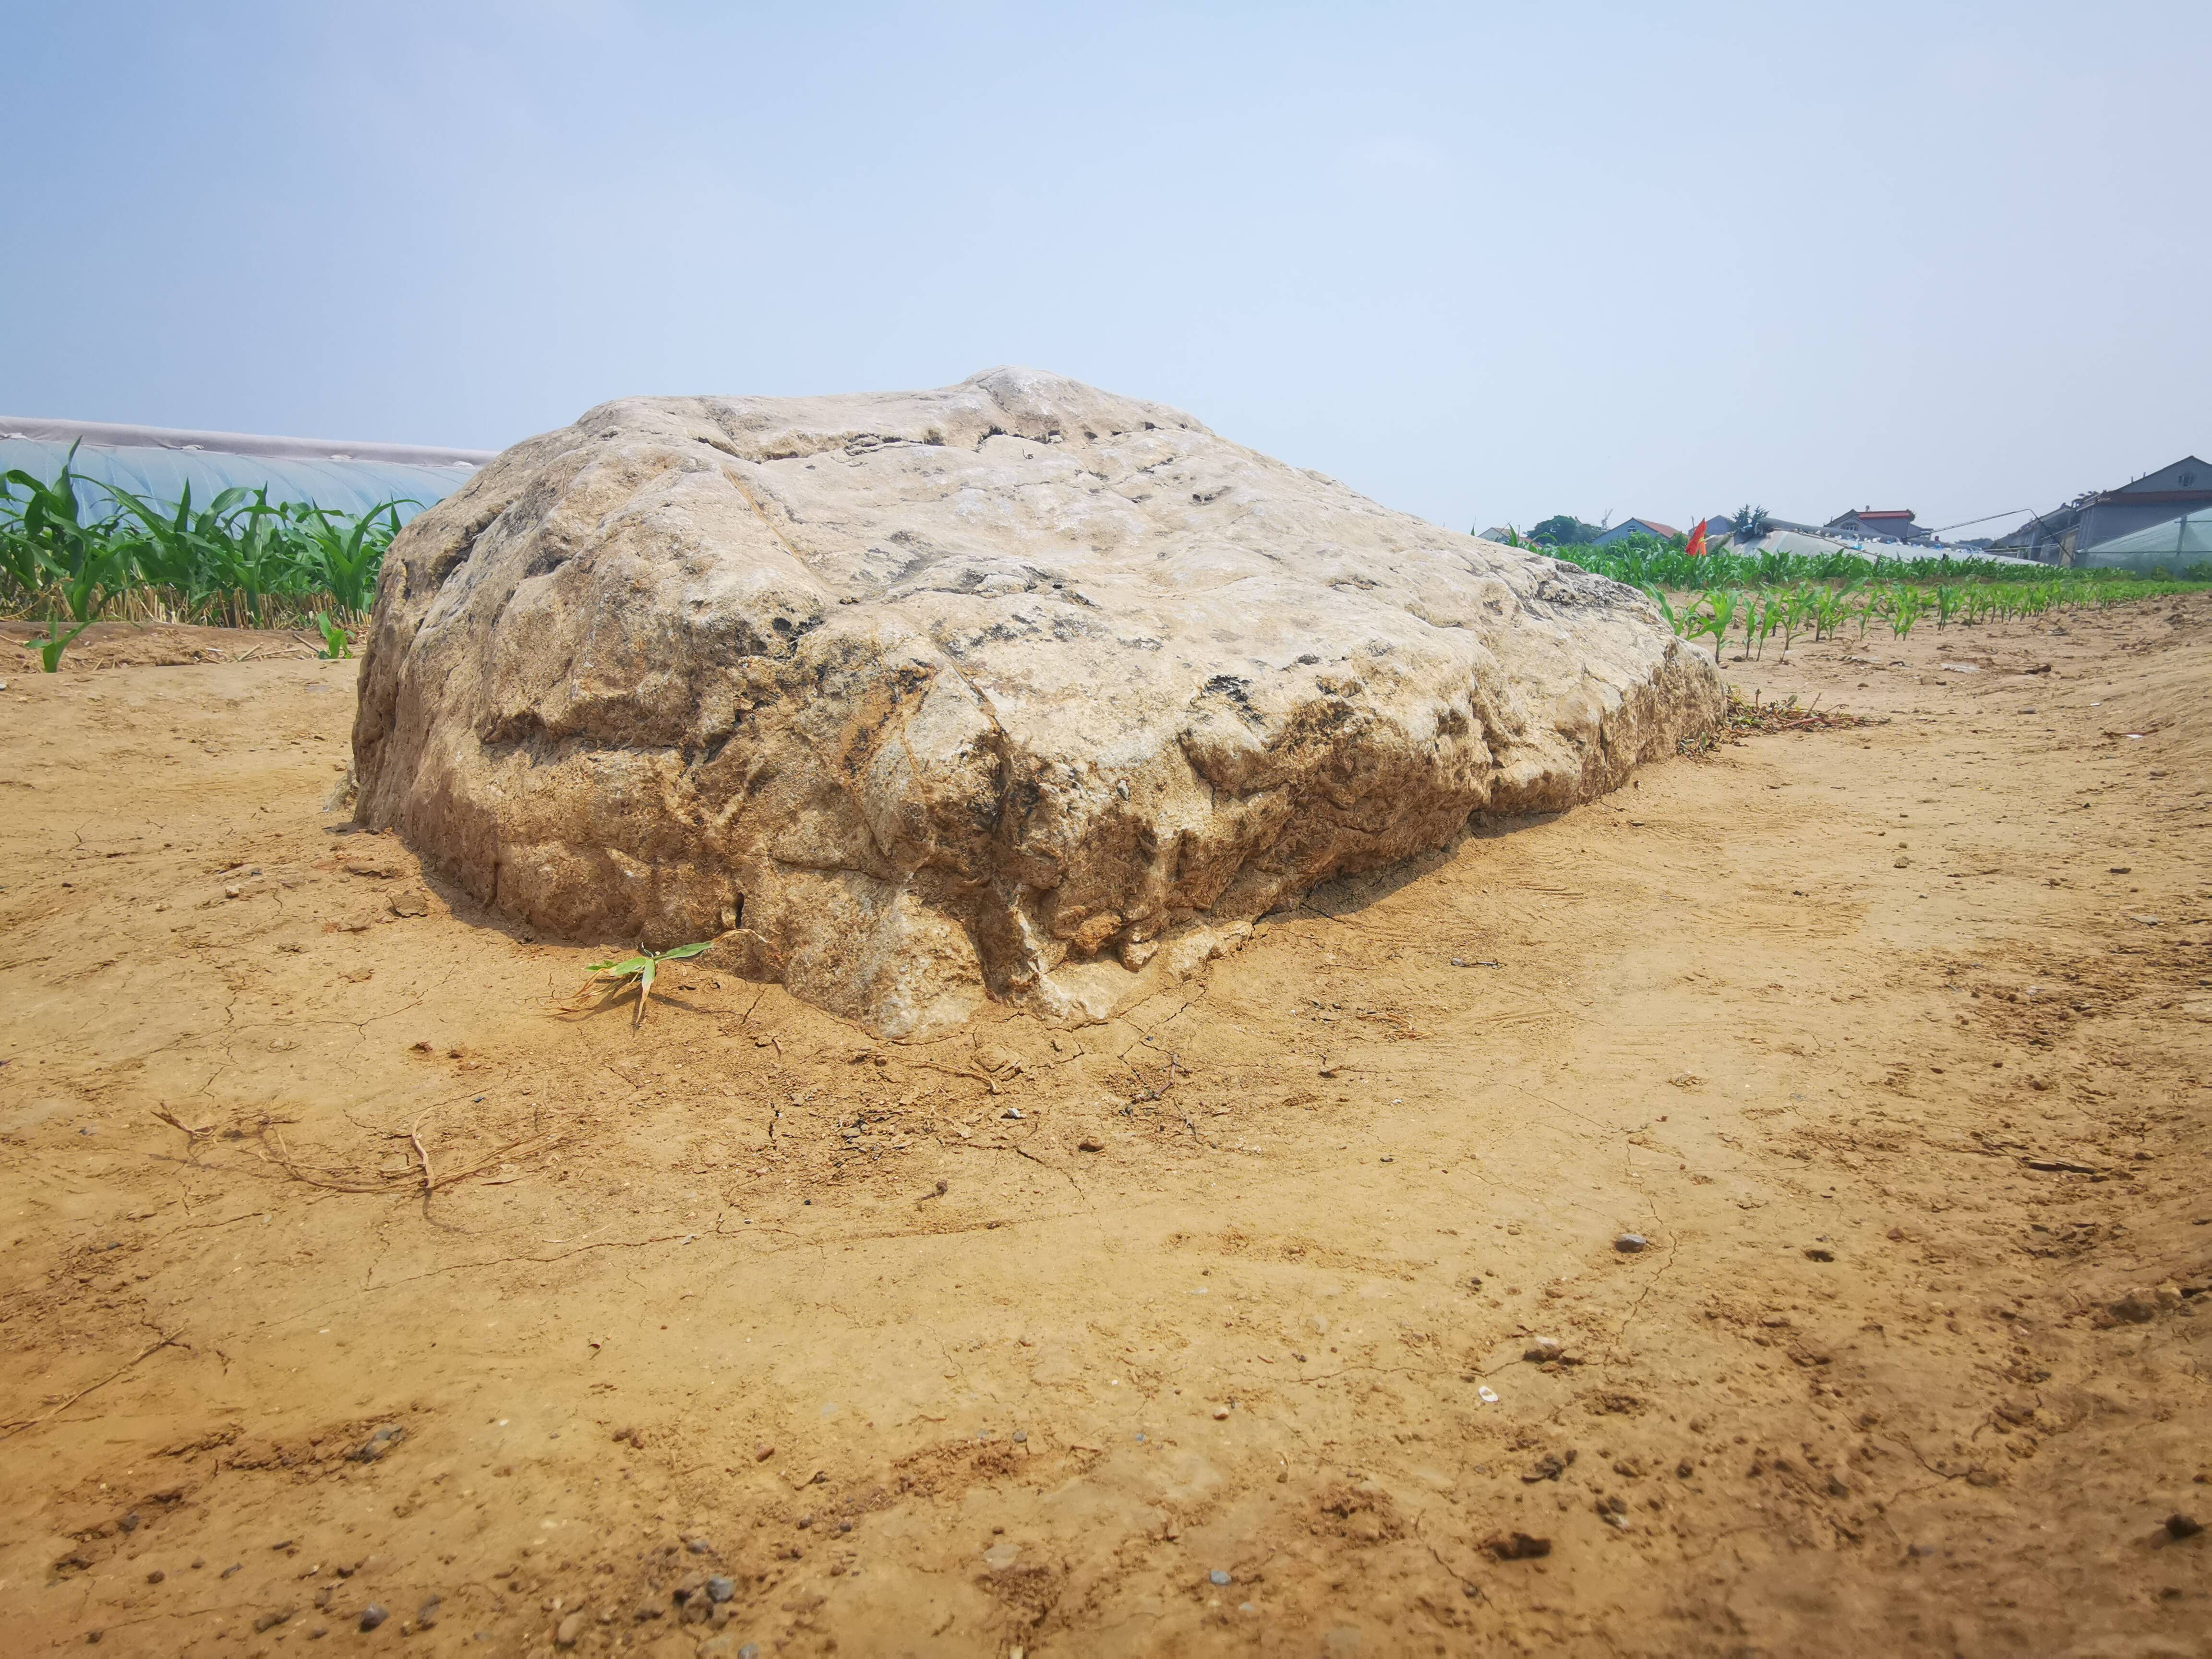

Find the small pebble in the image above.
[
  {"left": 2168, "top": 1513, "right": 2204, "bottom": 1540},
  {"left": 685, "top": 1537, "right": 711, "bottom": 1555},
  {"left": 1210, "top": 1569, "right": 1232, "bottom": 1586},
  {"left": 220, "top": 1563, "right": 242, "bottom": 1579},
  {"left": 359, "top": 1604, "right": 388, "bottom": 1632},
  {"left": 1002, "top": 1107, "right": 1023, "bottom": 1119},
  {"left": 1212, "top": 1405, "right": 1230, "bottom": 1420},
  {"left": 754, "top": 1443, "right": 775, "bottom": 1462},
  {"left": 1524, "top": 1337, "right": 1563, "bottom": 1363},
  {"left": 553, "top": 1609, "right": 587, "bottom": 1647},
  {"left": 706, "top": 1576, "right": 735, "bottom": 1603},
  {"left": 351, "top": 1426, "right": 404, "bottom": 1463},
  {"left": 145, "top": 1570, "right": 165, "bottom": 1585},
  {"left": 1615, "top": 1233, "right": 1649, "bottom": 1254}
]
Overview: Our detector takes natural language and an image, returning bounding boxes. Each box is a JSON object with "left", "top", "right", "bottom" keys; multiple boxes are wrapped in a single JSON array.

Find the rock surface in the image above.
[{"left": 352, "top": 368, "right": 1720, "bottom": 1036}]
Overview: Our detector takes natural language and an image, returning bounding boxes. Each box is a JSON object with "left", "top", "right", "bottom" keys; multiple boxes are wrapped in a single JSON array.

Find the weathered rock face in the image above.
[{"left": 353, "top": 368, "right": 1720, "bottom": 1036}]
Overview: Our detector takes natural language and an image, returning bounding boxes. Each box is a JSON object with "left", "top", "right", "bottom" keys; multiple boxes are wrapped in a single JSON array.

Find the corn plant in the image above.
[
  {"left": 106, "top": 481, "right": 251, "bottom": 592},
  {"left": 1687, "top": 589, "right": 1738, "bottom": 664},
  {"left": 2, "top": 465, "right": 411, "bottom": 645},
  {"left": 2, "top": 447, "right": 139, "bottom": 669},
  {"left": 1746, "top": 590, "right": 1783, "bottom": 659},
  {"left": 1808, "top": 585, "right": 1851, "bottom": 640},
  {"left": 300, "top": 501, "right": 409, "bottom": 615},
  {"left": 1882, "top": 585, "right": 1925, "bottom": 639}
]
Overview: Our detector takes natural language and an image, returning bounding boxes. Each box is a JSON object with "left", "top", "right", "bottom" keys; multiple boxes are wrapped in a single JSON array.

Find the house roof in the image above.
[
  {"left": 1833, "top": 508, "right": 1917, "bottom": 522},
  {"left": 1593, "top": 517, "right": 1679, "bottom": 544},
  {"left": 2104, "top": 456, "right": 2211, "bottom": 497}
]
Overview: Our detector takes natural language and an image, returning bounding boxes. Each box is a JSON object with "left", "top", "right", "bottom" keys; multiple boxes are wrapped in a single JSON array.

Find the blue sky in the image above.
[{"left": 4, "top": 1, "right": 2205, "bottom": 535}]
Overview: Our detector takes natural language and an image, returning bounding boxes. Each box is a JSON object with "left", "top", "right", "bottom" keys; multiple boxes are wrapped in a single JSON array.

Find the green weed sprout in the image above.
[
  {"left": 312, "top": 613, "right": 352, "bottom": 659},
  {"left": 585, "top": 940, "right": 712, "bottom": 1027}
]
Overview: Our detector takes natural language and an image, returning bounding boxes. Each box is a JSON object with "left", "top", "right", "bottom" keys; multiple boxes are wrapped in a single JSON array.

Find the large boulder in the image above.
[{"left": 352, "top": 369, "right": 1720, "bottom": 1036}]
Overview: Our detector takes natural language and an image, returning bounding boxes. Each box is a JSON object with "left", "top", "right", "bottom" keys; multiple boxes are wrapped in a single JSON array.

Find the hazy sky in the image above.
[{"left": 6, "top": 2, "right": 2205, "bottom": 536}]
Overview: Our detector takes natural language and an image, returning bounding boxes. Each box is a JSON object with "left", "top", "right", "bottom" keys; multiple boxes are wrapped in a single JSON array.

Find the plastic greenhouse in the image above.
[{"left": 0, "top": 416, "right": 492, "bottom": 522}]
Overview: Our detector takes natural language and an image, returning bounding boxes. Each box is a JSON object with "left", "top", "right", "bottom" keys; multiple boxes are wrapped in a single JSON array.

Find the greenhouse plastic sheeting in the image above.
[
  {"left": 2080, "top": 510, "right": 2212, "bottom": 565},
  {"left": 0, "top": 416, "right": 496, "bottom": 522}
]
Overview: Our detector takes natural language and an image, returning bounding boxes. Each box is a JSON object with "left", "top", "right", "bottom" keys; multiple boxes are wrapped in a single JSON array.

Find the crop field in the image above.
[
  {"left": 12, "top": 472, "right": 2212, "bottom": 680},
  {"left": 1556, "top": 534, "right": 2212, "bottom": 662},
  {"left": 0, "top": 451, "right": 405, "bottom": 667}
]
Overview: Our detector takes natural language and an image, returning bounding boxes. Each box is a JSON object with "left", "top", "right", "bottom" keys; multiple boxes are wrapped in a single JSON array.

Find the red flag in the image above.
[{"left": 1685, "top": 518, "right": 1707, "bottom": 558}]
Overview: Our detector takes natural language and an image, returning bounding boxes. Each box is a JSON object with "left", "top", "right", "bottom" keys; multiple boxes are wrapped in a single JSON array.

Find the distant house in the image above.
[
  {"left": 1591, "top": 517, "right": 1679, "bottom": 545},
  {"left": 1702, "top": 516, "right": 1736, "bottom": 538},
  {"left": 1996, "top": 456, "right": 2212, "bottom": 566},
  {"left": 1825, "top": 507, "right": 1927, "bottom": 543}
]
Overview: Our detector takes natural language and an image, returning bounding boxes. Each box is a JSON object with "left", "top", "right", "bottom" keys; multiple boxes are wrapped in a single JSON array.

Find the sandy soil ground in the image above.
[
  {"left": 1, "top": 620, "right": 330, "bottom": 673},
  {"left": 2, "top": 594, "right": 2208, "bottom": 1658}
]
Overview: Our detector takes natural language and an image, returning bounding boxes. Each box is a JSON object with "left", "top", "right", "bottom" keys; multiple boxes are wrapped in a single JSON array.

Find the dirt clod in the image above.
[{"left": 1490, "top": 1533, "right": 1554, "bottom": 1560}]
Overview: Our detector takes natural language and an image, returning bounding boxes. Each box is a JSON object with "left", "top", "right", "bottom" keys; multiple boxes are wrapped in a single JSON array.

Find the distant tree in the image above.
[
  {"left": 1733, "top": 504, "right": 1773, "bottom": 538},
  {"left": 1529, "top": 514, "right": 1602, "bottom": 546}
]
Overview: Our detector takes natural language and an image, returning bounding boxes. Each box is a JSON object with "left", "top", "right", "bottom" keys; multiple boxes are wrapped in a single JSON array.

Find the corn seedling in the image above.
[
  {"left": 300, "top": 500, "right": 409, "bottom": 615},
  {"left": 1778, "top": 585, "right": 1814, "bottom": 654},
  {"left": 1751, "top": 591, "right": 1782, "bottom": 658},
  {"left": 4, "top": 446, "right": 138, "bottom": 668},
  {"left": 585, "top": 941, "right": 713, "bottom": 1026},
  {"left": 1689, "top": 589, "right": 1738, "bottom": 663}
]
